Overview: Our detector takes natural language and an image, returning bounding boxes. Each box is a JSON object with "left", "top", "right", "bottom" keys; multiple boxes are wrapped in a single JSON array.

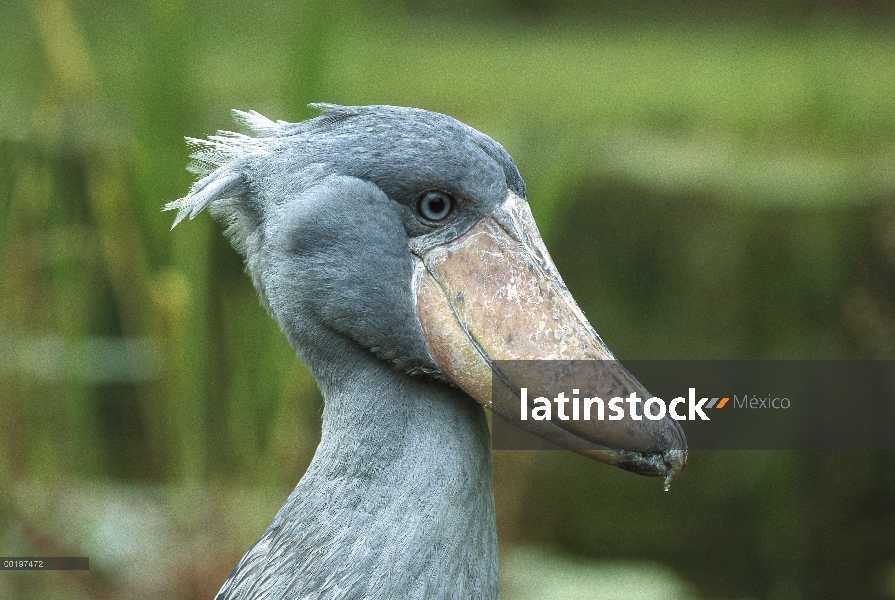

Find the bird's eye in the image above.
[{"left": 417, "top": 191, "right": 454, "bottom": 222}]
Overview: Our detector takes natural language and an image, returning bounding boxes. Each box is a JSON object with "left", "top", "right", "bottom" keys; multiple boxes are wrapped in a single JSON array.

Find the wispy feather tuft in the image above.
[
  {"left": 164, "top": 170, "right": 242, "bottom": 229},
  {"left": 164, "top": 109, "right": 290, "bottom": 230}
]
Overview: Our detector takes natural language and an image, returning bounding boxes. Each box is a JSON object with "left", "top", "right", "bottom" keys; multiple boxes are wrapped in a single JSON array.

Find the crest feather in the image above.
[{"left": 164, "top": 110, "right": 288, "bottom": 229}]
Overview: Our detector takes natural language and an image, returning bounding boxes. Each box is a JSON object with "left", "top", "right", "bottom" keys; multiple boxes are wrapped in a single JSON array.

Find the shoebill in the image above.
[{"left": 166, "top": 105, "right": 687, "bottom": 599}]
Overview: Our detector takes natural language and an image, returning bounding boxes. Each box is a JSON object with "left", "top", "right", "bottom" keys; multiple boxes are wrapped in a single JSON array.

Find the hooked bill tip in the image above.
[{"left": 662, "top": 449, "right": 687, "bottom": 489}]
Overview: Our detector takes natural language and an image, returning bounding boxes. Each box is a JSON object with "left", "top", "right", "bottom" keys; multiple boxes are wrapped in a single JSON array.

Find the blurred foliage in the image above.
[{"left": 1, "top": 0, "right": 894, "bottom": 598}]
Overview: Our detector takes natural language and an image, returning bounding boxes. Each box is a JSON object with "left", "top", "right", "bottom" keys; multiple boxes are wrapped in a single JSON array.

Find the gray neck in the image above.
[{"left": 216, "top": 336, "right": 498, "bottom": 599}]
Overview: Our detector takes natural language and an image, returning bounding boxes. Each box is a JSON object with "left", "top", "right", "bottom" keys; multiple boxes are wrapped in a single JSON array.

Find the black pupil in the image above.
[
  {"left": 427, "top": 196, "right": 446, "bottom": 215},
  {"left": 422, "top": 193, "right": 450, "bottom": 220}
]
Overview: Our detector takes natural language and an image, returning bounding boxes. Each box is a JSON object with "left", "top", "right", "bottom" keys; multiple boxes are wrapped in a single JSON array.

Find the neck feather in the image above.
[{"left": 217, "top": 339, "right": 498, "bottom": 600}]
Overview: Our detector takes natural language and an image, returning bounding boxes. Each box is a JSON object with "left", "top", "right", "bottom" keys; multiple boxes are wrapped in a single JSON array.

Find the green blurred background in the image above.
[{"left": 2, "top": 0, "right": 895, "bottom": 598}]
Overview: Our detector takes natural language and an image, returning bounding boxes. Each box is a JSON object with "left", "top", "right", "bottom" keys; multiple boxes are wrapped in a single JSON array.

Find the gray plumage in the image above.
[
  {"left": 167, "top": 105, "right": 518, "bottom": 598},
  {"left": 168, "top": 105, "right": 685, "bottom": 599}
]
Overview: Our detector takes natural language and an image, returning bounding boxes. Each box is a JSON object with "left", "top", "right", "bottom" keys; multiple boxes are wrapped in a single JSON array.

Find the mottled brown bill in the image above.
[{"left": 413, "top": 192, "right": 687, "bottom": 486}]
